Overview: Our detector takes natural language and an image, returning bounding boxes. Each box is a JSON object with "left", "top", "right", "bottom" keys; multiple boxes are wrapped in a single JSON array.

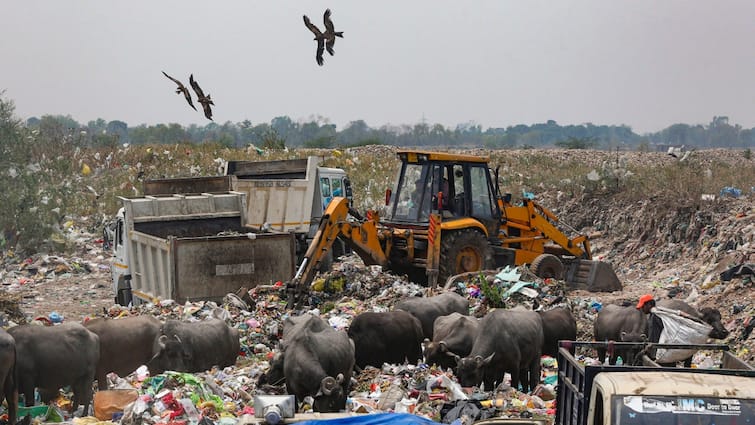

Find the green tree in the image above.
[{"left": 0, "top": 93, "right": 69, "bottom": 253}]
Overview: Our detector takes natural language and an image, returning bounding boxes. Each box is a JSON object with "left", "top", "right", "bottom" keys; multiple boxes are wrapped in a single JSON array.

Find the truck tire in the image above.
[
  {"left": 530, "top": 253, "right": 564, "bottom": 280},
  {"left": 115, "top": 276, "right": 133, "bottom": 306},
  {"left": 439, "top": 229, "right": 494, "bottom": 284}
]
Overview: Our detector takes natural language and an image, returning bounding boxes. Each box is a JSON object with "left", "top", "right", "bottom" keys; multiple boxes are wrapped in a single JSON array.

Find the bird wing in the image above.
[
  {"left": 323, "top": 9, "right": 335, "bottom": 33},
  {"left": 189, "top": 74, "right": 205, "bottom": 98},
  {"left": 303, "top": 15, "right": 322, "bottom": 36},
  {"left": 181, "top": 88, "right": 197, "bottom": 111},
  {"left": 326, "top": 37, "right": 336, "bottom": 56},
  {"left": 162, "top": 71, "right": 183, "bottom": 87},
  {"left": 316, "top": 39, "right": 325, "bottom": 66},
  {"left": 201, "top": 102, "right": 213, "bottom": 121}
]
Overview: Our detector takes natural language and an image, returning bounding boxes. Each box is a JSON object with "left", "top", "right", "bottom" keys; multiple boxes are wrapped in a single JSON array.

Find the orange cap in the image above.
[{"left": 636, "top": 294, "right": 654, "bottom": 309}]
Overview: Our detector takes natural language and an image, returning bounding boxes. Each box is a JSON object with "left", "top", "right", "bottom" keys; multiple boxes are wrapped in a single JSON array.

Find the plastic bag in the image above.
[
  {"left": 93, "top": 389, "right": 139, "bottom": 421},
  {"left": 653, "top": 307, "right": 712, "bottom": 363}
]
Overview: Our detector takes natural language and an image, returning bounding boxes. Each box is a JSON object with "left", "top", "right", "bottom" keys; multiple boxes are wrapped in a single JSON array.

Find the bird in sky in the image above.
[
  {"left": 189, "top": 74, "right": 214, "bottom": 121},
  {"left": 303, "top": 14, "right": 326, "bottom": 66},
  {"left": 323, "top": 9, "right": 343, "bottom": 56},
  {"left": 161, "top": 71, "right": 196, "bottom": 111}
]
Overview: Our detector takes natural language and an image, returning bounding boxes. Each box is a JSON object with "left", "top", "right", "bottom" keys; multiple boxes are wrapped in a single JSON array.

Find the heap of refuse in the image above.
[{"left": 0, "top": 259, "right": 572, "bottom": 425}]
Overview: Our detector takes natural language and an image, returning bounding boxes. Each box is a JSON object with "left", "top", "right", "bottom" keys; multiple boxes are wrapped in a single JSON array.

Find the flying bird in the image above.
[
  {"left": 323, "top": 9, "right": 343, "bottom": 56},
  {"left": 303, "top": 14, "right": 326, "bottom": 66},
  {"left": 162, "top": 71, "right": 196, "bottom": 111},
  {"left": 189, "top": 74, "right": 214, "bottom": 121}
]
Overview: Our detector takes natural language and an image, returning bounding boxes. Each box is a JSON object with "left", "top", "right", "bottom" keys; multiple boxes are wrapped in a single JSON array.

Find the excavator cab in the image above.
[
  {"left": 387, "top": 151, "right": 501, "bottom": 234},
  {"left": 380, "top": 151, "right": 503, "bottom": 284}
]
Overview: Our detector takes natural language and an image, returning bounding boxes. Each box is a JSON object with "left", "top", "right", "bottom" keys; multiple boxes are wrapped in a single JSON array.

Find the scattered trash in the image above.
[{"left": 719, "top": 186, "right": 742, "bottom": 198}]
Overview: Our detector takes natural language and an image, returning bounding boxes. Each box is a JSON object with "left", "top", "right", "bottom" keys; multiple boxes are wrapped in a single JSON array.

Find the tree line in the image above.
[{"left": 21, "top": 111, "right": 755, "bottom": 151}]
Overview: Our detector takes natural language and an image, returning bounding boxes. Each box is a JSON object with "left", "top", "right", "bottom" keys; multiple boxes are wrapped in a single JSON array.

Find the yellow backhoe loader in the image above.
[{"left": 287, "top": 150, "right": 621, "bottom": 305}]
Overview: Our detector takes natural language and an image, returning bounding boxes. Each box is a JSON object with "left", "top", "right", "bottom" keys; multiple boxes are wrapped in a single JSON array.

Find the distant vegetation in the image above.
[
  {"left": 21, "top": 108, "right": 755, "bottom": 151},
  {"left": 1, "top": 91, "right": 754, "bottom": 255}
]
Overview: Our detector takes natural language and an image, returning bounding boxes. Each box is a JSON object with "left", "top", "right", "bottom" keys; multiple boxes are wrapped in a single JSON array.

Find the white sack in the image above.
[{"left": 653, "top": 306, "right": 712, "bottom": 364}]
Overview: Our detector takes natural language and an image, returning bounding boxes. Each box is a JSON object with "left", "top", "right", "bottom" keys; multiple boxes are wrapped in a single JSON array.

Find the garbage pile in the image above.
[{"left": 0, "top": 259, "right": 570, "bottom": 425}]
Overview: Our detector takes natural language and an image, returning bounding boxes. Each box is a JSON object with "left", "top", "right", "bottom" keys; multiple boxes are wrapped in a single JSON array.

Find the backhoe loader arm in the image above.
[
  {"left": 528, "top": 199, "right": 591, "bottom": 258},
  {"left": 501, "top": 199, "right": 591, "bottom": 260},
  {"left": 286, "top": 197, "right": 389, "bottom": 307}
]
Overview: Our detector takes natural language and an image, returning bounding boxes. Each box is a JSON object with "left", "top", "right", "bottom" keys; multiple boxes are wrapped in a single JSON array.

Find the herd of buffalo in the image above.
[{"left": 0, "top": 291, "right": 730, "bottom": 422}]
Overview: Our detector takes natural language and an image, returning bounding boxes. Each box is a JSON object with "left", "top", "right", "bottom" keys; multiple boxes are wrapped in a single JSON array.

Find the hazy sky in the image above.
[{"left": 2, "top": 1, "right": 754, "bottom": 134}]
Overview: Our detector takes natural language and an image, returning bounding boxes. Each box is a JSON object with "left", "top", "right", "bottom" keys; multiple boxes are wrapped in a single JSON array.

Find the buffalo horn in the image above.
[{"left": 320, "top": 376, "right": 337, "bottom": 396}]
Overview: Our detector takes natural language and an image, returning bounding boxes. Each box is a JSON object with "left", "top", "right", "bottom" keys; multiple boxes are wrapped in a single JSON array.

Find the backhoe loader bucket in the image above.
[{"left": 564, "top": 260, "right": 622, "bottom": 292}]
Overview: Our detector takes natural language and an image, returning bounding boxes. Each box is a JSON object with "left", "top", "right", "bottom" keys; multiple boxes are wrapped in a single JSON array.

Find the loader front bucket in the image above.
[{"left": 565, "top": 260, "right": 622, "bottom": 292}]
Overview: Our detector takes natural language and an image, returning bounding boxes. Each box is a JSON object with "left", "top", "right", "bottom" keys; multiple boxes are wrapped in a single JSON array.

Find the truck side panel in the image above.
[
  {"left": 239, "top": 180, "right": 314, "bottom": 232},
  {"left": 174, "top": 232, "right": 295, "bottom": 303},
  {"left": 231, "top": 157, "right": 321, "bottom": 233},
  {"left": 128, "top": 231, "right": 295, "bottom": 304}
]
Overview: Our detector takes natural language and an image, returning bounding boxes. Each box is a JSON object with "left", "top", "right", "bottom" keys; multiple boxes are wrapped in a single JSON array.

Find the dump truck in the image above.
[
  {"left": 225, "top": 156, "right": 352, "bottom": 267},
  {"left": 288, "top": 150, "right": 622, "bottom": 305},
  {"left": 555, "top": 341, "right": 755, "bottom": 425},
  {"left": 108, "top": 176, "right": 296, "bottom": 305}
]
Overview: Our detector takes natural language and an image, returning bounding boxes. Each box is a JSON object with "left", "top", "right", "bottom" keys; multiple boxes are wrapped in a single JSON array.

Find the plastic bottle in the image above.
[{"left": 179, "top": 398, "right": 200, "bottom": 424}]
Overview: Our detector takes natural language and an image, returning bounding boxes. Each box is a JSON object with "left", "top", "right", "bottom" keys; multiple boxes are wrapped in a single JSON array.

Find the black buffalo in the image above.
[
  {"left": 85, "top": 315, "right": 161, "bottom": 390},
  {"left": 147, "top": 318, "right": 240, "bottom": 374},
  {"left": 9, "top": 322, "right": 99, "bottom": 416},
  {"left": 348, "top": 310, "right": 423, "bottom": 369},
  {"left": 456, "top": 309, "right": 543, "bottom": 392},
  {"left": 424, "top": 312, "right": 479, "bottom": 371},
  {"left": 593, "top": 304, "right": 648, "bottom": 365},
  {"left": 538, "top": 307, "right": 577, "bottom": 358},
  {"left": 394, "top": 292, "right": 469, "bottom": 339},
  {"left": 268, "top": 315, "right": 354, "bottom": 412},
  {"left": 0, "top": 328, "right": 17, "bottom": 425}
]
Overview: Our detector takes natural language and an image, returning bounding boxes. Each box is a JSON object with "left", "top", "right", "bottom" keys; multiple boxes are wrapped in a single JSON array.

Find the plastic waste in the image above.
[
  {"left": 377, "top": 383, "right": 405, "bottom": 411},
  {"left": 180, "top": 398, "right": 200, "bottom": 424},
  {"left": 616, "top": 356, "right": 623, "bottom": 365},
  {"left": 93, "top": 389, "right": 139, "bottom": 421}
]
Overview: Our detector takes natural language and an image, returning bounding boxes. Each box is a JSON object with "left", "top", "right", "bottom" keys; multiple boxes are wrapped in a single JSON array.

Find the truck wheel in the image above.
[
  {"left": 530, "top": 253, "right": 564, "bottom": 279},
  {"left": 115, "top": 277, "right": 133, "bottom": 306},
  {"left": 440, "top": 229, "right": 494, "bottom": 283}
]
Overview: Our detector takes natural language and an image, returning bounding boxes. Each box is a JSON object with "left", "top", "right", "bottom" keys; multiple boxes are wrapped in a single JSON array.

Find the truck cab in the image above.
[
  {"left": 589, "top": 371, "right": 754, "bottom": 424},
  {"left": 107, "top": 207, "right": 132, "bottom": 305},
  {"left": 556, "top": 341, "right": 755, "bottom": 425}
]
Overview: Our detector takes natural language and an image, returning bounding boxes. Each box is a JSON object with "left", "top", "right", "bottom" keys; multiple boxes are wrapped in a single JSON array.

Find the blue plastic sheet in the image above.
[{"left": 296, "top": 413, "right": 441, "bottom": 425}]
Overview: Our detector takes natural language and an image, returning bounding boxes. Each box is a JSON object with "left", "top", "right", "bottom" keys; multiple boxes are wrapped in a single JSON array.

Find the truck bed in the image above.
[{"left": 120, "top": 191, "right": 295, "bottom": 304}]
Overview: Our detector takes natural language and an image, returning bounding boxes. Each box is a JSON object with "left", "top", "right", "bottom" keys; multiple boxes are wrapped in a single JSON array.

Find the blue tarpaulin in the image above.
[{"left": 296, "top": 413, "right": 441, "bottom": 425}]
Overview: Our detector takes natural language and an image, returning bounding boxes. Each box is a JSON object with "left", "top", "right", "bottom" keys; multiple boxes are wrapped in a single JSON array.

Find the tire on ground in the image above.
[
  {"left": 439, "top": 229, "right": 494, "bottom": 284},
  {"left": 530, "top": 253, "right": 564, "bottom": 279}
]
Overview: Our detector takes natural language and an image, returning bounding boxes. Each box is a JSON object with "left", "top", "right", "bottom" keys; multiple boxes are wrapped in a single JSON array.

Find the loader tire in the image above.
[
  {"left": 440, "top": 229, "right": 494, "bottom": 284},
  {"left": 530, "top": 253, "right": 564, "bottom": 280}
]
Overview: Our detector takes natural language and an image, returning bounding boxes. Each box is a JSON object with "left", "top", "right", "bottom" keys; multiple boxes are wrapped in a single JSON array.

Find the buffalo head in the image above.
[
  {"left": 700, "top": 308, "right": 729, "bottom": 339},
  {"left": 148, "top": 334, "right": 191, "bottom": 374},
  {"left": 313, "top": 374, "right": 345, "bottom": 412},
  {"left": 258, "top": 351, "right": 285, "bottom": 387},
  {"left": 455, "top": 353, "right": 494, "bottom": 388}
]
